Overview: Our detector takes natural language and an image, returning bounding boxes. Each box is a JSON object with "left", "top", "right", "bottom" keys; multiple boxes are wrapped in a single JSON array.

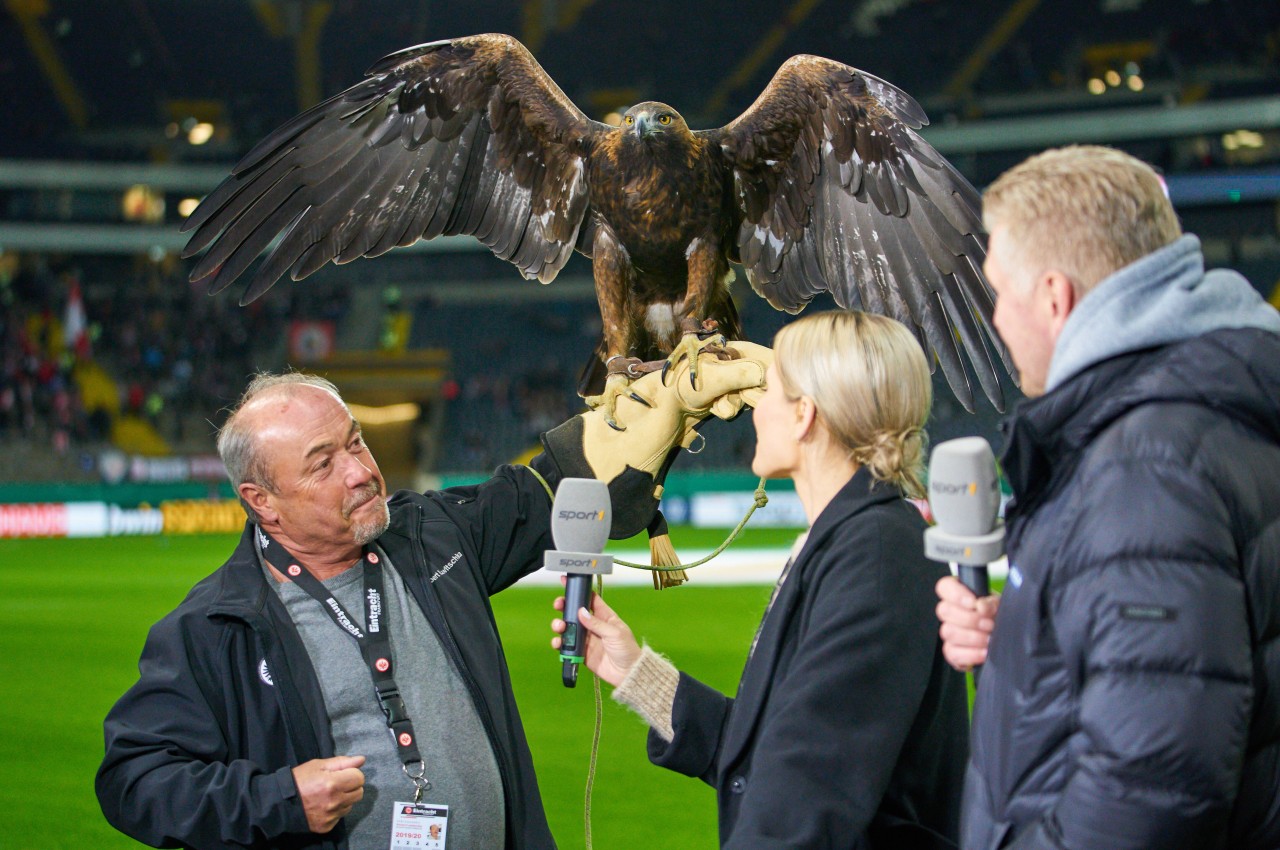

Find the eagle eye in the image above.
[
  {"left": 658, "top": 115, "right": 672, "bottom": 125},
  {"left": 624, "top": 115, "right": 634, "bottom": 125}
]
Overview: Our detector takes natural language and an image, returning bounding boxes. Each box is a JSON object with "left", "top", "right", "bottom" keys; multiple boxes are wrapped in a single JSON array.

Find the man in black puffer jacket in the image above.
[{"left": 935, "top": 145, "right": 1280, "bottom": 849}]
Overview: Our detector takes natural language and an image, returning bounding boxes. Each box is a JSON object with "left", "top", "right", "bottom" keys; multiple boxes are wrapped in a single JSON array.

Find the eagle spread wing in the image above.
[
  {"left": 710, "top": 55, "right": 1014, "bottom": 411},
  {"left": 181, "top": 33, "right": 602, "bottom": 304},
  {"left": 185, "top": 35, "right": 1010, "bottom": 413}
]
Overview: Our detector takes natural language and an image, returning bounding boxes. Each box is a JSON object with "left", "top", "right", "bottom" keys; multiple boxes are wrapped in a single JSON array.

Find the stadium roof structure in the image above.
[
  {"left": 1, "top": 0, "right": 1278, "bottom": 259},
  {"left": 2, "top": 0, "right": 1277, "bottom": 160}
]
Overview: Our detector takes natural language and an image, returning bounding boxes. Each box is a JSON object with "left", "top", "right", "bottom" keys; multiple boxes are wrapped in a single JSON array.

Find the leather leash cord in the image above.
[{"left": 614, "top": 478, "right": 769, "bottom": 571}]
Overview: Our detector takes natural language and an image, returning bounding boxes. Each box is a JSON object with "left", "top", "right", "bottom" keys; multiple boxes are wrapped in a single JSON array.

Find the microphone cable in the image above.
[
  {"left": 527, "top": 468, "right": 770, "bottom": 848},
  {"left": 575, "top": 478, "right": 768, "bottom": 849},
  {"left": 583, "top": 572, "right": 604, "bottom": 850}
]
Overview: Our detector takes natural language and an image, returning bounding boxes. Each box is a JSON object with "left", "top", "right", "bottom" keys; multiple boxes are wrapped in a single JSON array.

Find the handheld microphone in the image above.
[
  {"left": 544, "top": 478, "right": 614, "bottom": 688},
  {"left": 925, "top": 438, "right": 1005, "bottom": 677}
]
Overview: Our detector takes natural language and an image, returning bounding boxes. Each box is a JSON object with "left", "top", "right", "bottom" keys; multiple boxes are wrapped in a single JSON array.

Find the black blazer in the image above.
[{"left": 648, "top": 468, "right": 969, "bottom": 849}]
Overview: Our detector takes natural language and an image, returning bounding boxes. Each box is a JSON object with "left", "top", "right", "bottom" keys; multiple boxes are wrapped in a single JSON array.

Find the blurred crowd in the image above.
[
  {"left": 0, "top": 254, "right": 351, "bottom": 457},
  {"left": 0, "top": 246, "right": 586, "bottom": 473},
  {"left": 1, "top": 256, "right": 97, "bottom": 452},
  {"left": 1, "top": 249, "right": 1005, "bottom": 475}
]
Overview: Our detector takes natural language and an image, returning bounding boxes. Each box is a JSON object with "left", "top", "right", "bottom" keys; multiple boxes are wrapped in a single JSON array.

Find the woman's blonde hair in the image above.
[{"left": 774, "top": 310, "right": 932, "bottom": 498}]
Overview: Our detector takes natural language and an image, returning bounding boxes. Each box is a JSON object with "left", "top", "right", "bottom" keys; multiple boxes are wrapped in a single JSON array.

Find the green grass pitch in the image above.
[{"left": 0, "top": 532, "right": 800, "bottom": 850}]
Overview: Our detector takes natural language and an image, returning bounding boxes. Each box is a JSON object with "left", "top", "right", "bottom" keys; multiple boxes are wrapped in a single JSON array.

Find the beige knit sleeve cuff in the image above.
[{"left": 611, "top": 644, "right": 679, "bottom": 742}]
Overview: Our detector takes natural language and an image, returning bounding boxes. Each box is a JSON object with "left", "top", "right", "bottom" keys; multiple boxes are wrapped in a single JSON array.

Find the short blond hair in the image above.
[
  {"left": 774, "top": 311, "right": 932, "bottom": 498},
  {"left": 983, "top": 145, "right": 1182, "bottom": 295}
]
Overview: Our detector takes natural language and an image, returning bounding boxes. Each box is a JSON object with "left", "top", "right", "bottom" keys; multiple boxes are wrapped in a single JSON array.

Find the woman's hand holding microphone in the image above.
[{"left": 549, "top": 576, "right": 642, "bottom": 687}]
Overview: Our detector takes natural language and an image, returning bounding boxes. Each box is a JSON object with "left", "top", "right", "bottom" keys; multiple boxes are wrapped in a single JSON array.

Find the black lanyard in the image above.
[{"left": 259, "top": 527, "right": 431, "bottom": 800}]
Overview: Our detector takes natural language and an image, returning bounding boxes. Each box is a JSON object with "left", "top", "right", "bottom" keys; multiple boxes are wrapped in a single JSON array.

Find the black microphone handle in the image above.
[
  {"left": 959, "top": 564, "right": 990, "bottom": 599},
  {"left": 561, "top": 573, "right": 594, "bottom": 688},
  {"left": 957, "top": 564, "right": 990, "bottom": 685}
]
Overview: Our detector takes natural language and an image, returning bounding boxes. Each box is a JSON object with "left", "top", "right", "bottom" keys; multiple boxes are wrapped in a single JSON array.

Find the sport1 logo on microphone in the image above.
[{"left": 558, "top": 509, "right": 606, "bottom": 521}]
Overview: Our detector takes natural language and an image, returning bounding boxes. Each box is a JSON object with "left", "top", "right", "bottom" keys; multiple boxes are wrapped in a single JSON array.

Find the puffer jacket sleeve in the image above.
[
  {"left": 96, "top": 614, "right": 310, "bottom": 848},
  {"left": 1008, "top": 453, "right": 1252, "bottom": 850}
]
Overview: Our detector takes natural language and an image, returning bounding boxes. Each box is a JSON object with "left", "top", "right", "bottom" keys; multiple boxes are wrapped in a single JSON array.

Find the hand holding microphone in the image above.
[
  {"left": 925, "top": 437, "right": 1005, "bottom": 676},
  {"left": 543, "top": 478, "right": 615, "bottom": 687},
  {"left": 550, "top": 588, "right": 642, "bottom": 688},
  {"left": 935, "top": 577, "right": 1000, "bottom": 671}
]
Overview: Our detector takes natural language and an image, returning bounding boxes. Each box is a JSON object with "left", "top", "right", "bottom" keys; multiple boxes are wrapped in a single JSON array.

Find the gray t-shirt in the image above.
[{"left": 266, "top": 547, "right": 505, "bottom": 849}]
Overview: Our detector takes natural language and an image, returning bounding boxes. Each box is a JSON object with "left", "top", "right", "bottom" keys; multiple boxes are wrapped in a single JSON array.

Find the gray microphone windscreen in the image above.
[
  {"left": 928, "top": 437, "right": 1000, "bottom": 536},
  {"left": 550, "top": 478, "right": 612, "bottom": 555},
  {"left": 926, "top": 438, "right": 1003, "bottom": 576}
]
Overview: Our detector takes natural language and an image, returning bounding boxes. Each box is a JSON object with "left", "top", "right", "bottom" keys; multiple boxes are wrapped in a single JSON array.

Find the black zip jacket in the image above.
[
  {"left": 963, "top": 328, "right": 1280, "bottom": 850},
  {"left": 97, "top": 464, "right": 557, "bottom": 850}
]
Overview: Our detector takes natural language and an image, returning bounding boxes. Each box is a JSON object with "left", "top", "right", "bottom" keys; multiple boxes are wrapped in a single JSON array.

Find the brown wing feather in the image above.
[
  {"left": 182, "top": 33, "right": 605, "bottom": 304},
  {"left": 708, "top": 55, "right": 1014, "bottom": 412}
]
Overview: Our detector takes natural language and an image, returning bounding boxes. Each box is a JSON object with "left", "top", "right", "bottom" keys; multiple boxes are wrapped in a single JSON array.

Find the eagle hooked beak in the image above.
[{"left": 633, "top": 114, "right": 652, "bottom": 139}]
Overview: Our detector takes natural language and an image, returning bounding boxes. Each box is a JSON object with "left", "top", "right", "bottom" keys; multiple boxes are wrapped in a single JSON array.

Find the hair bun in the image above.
[{"left": 855, "top": 427, "right": 926, "bottom": 498}]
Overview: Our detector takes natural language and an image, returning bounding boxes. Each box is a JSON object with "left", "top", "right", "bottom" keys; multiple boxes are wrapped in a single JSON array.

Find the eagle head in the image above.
[{"left": 622, "top": 102, "right": 690, "bottom": 143}]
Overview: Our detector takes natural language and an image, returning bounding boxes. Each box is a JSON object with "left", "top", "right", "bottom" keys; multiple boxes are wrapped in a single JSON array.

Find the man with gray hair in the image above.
[
  {"left": 936, "top": 145, "right": 1280, "bottom": 848},
  {"left": 96, "top": 345, "right": 771, "bottom": 850}
]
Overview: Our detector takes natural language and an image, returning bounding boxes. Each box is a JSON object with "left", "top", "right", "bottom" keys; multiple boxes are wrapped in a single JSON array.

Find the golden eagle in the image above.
[{"left": 183, "top": 33, "right": 1013, "bottom": 422}]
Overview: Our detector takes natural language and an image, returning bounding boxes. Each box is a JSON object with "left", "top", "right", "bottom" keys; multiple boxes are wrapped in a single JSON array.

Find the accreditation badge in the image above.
[{"left": 390, "top": 802, "right": 448, "bottom": 849}]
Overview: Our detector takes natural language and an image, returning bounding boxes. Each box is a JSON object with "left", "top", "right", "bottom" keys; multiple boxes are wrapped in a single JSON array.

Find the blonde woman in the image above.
[{"left": 551, "top": 310, "right": 968, "bottom": 848}]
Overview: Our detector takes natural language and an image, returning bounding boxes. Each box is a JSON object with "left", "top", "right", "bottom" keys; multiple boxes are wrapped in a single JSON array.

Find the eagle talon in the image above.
[
  {"left": 586, "top": 374, "right": 632, "bottom": 431},
  {"left": 661, "top": 358, "right": 683, "bottom": 386},
  {"left": 663, "top": 330, "right": 710, "bottom": 391},
  {"left": 628, "top": 391, "right": 653, "bottom": 408}
]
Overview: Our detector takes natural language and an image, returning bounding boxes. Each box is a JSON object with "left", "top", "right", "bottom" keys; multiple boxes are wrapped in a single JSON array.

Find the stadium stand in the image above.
[{"left": 0, "top": 0, "right": 1276, "bottom": 484}]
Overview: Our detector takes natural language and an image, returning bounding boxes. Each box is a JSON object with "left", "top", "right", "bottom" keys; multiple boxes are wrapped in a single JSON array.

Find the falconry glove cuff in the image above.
[{"left": 539, "top": 339, "right": 773, "bottom": 540}]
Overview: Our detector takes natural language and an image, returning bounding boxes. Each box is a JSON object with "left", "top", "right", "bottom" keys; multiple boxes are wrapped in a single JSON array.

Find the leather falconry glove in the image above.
[{"left": 538, "top": 339, "right": 773, "bottom": 587}]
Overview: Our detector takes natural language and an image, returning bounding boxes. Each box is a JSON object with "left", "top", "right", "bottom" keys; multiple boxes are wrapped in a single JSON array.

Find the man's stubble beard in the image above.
[
  {"left": 345, "top": 481, "right": 390, "bottom": 545},
  {"left": 352, "top": 496, "right": 390, "bottom": 545}
]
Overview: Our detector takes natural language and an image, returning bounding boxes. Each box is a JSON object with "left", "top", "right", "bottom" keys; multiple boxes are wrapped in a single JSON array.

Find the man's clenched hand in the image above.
[{"left": 293, "top": 755, "right": 366, "bottom": 833}]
